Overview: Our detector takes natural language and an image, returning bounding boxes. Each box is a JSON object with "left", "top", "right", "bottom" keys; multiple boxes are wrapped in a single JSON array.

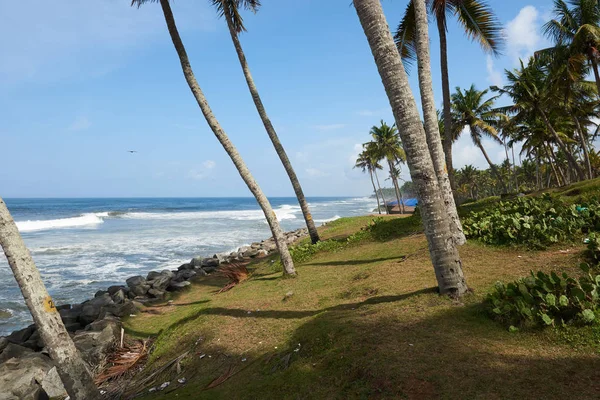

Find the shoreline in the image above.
[{"left": 0, "top": 226, "right": 309, "bottom": 399}]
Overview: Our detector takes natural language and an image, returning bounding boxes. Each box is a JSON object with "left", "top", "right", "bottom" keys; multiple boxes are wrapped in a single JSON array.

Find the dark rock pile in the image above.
[{"left": 0, "top": 227, "right": 309, "bottom": 399}]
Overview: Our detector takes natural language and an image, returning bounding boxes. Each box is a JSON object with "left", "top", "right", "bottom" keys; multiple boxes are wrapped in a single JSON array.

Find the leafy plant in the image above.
[
  {"left": 486, "top": 263, "right": 600, "bottom": 329},
  {"left": 463, "top": 194, "right": 600, "bottom": 249},
  {"left": 585, "top": 233, "right": 600, "bottom": 265}
]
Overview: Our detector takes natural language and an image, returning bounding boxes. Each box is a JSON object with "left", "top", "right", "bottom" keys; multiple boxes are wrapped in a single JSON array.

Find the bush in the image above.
[
  {"left": 288, "top": 240, "right": 345, "bottom": 263},
  {"left": 486, "top": 264, "right": 600, "bottom": 330},
  {"left": 586, "top": 233, "right": 600, "bottom": 265},
  {"left": 462, "top": 194, "right": 600, "bottom": 249}
]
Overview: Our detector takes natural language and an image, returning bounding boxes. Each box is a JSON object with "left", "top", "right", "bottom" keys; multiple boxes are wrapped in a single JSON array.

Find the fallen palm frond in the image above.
[
  {"left": 205, "top": 364, "right": 237, "bottom": 389},
  {"left": 95, "top": 339, "right": 149, "bottom": 385},
  {"left": 217, "top": 263, "right": 248, "bottom": 293}
]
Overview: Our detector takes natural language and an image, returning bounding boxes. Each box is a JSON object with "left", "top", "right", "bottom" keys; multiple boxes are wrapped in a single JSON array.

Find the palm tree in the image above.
[
  {"left": 131, "top": 0, "right": 296, "bottom": 276},
  {"left": 369, "top": 121, "right": 407, "bottom": 214},
  {"left": 353, "top": 0, "right": 468, "bottom": 297},
  {"left": 412, "top": 0, "right": 466, "bottom": 245},
  {"left": 0, "top": 198, "right": 99, "bottom": 399},
  {"left": 365, "top": 141, "right": 389, "bottom": 214},
  {"left": 355, "top": 149, "right": 383, "bottom": 214},
  {"left": 542, "top": 0, "right": 600, "bottom": 94},
  {"left": 457, "top": 165, "right": 478, "bottom": 198},
  {"left": 216, "top": 0, "right": 320, "bottom": 243},
  {"left": 451, "top": 85, "right": 508, "bottom": 193},
  {"left": 492, "top": 58, "right": 586, "bottom": 181},
  {"left": 394, "top": 0, "right": 503, "bottom": 190}
]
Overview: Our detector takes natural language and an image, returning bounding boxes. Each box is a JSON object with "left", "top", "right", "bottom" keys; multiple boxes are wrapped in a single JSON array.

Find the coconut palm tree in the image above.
[
  {"left": 369, "top": 121, "right": 407, "bottom": 213},
  {"left": 355, "top": 149, "right": 383, "bottom": 214},
  {"left": 0, "top": 198, "right": 100, "bottom": 399},
  {"left": 412, "top": 0, "right": 465, "bottom": 244},
  {"left": 353, "top": 0, "right": 468, "bottom": 297},
  {"left": 491, "top": 58, "right": 586, "bottom": 181},
  {"left": 365, "top": 141, "right": 389, "bottom": 214},
  {"left": 451, "top": 85, "right": 508, "bottom": 193},
  {"left": 131, "top": 0, "right": 296, "bottom": 276},
  {"left": 215, "top": 0, "right": 320, "bottom": 243},
  {"left": 394, "top": 0, "right": 503, "bottom": 190}
]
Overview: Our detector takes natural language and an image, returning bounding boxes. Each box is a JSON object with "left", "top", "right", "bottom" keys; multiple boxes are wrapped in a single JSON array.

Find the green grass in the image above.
[{"left": 118, "top": 181, "right": 600, "bottom": 399}]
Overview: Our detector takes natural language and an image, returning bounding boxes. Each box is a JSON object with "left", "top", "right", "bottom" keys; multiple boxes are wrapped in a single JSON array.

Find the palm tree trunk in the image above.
[
  {"left": 387, "top": 159, "right": 404, "bottom": 213},
  {"left": 590, "top": 56, "right": 600, "bottom": 97},
  {"left": 548, "top": 144, "right": 567, "bottom": 185},
  {"left": 369, "top": 169, "right": 382, "bottom": 214},
  {"left": 512, "top": 145, "right": 519, "bottom": 190},
  {"left": 475, "top": 137, "right": 507, "bottom": 193},
  {"left": 413, "top": 0, "right": 465, "bottom": 245},
  {"left": 545, "top": 145, "right": 562, "bottom": 186},
  {"left": 158, "top": 0, "right": 295, "bottom": 275},
  {"left": 222, "top": 4, "right": 320, "bottom": 244},
  {"left": 374, "top": 169, "right": 389, "bottom": 214},
  {"left": 354, "top": 0, "right": 467, "bottom": 297},
  {"left": 437, "top": 20, "right": 456, "bottom": 191},
  {"left": 537, "top": 107, "right": 585, "bottom": 181},
  {"left": 572, "top": 115, "right": 593, "bottom": 180},
  {"left": 0, "top": 198, "right": 100, "bottom": 400}
]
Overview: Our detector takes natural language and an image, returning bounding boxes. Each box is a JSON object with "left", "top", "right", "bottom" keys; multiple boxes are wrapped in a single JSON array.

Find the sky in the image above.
[{"left": 0, "top": 0, "right": 554, "bottom": 198}]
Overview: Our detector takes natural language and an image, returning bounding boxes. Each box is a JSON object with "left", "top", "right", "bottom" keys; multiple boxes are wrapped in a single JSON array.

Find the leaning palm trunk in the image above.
[
  {"left": 412, "top": 0, "right": 465, "bottom": 245},
  {"left": 354, "top": 0, "right": 467, "bottom": 296},
  {"left": 156, "top": 0, "right": 295, "bottom": 275},
  {"left": 222, "top": 3, "right": 320, "bottom": 244},
  {"left": 537, "top": 107, "right": 585, "bottom": 181},
  {"left": 475, "top": 139, "right": 508, "bottom": 193},
  {"left": 438, "top": 22, "right": 456, "bottom": 191},
  {"left": 0, "top": 198, "right": 100, "bottom": 400},
  {"left": 369, "top": 169, "right": 382, "bottom": 214},
  {"left": 572, "top": 116, "right": 593, "bottom": 180},
  {"left": 373, "top": 170, "right": 389, "bottom": 214}
]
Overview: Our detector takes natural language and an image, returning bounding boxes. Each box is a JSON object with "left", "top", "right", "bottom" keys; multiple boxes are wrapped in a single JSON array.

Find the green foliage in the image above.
[
  {"left": 364, "top": 215, "right": 423, "bottom": 241},
  {"left": 585, "top": 233, "right": 600, "bottom": 265},
  {"left": 463, "top": 194, "right": 600, "bottom": 248},
  {"left": 486, "top": 264, "right": 600, "bottom": 329},
  {"left": 288, "top": 240, "right": 346, "bottom": 264}
]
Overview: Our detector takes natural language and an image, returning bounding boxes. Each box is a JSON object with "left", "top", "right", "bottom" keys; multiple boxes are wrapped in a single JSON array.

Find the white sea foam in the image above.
[
  {"left": 316, "top": 215, "right": 341, "bottom": 223},
  {"left": 122, "top": 204, "right": 300, "bottom": 222},
  {"left": 16, "top": 213, "right": 106, "bottom": 232}
]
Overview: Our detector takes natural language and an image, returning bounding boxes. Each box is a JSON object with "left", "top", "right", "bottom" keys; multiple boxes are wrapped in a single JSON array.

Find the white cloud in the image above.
[
  {"left": 505, "top": 6, "right": 545, "bottom": 64},
  {"left": 486, "top": 55, "right": 503, "bottom": 87},
  {"left": 312, "top": 124, "right": 346, "bottom": 131},
  {"left": 68, "top": 116, "right": 91, "bottom": 131},
  {"left": 188, "top": 160, "right": 216, "bottom": 180},
  {"left": 305, "top": 167, "right": 329, "bottom": 177}
]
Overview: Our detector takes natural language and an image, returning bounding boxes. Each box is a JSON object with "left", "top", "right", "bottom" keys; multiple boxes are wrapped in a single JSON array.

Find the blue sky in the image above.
[{"left": 0, "top": 0, "right": 553, "bottom": 197}]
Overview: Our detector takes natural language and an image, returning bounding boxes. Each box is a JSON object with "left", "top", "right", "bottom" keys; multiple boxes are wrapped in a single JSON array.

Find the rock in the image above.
[
  {"left": 80, "top": 294, "right": 114, "bottom": 326},
  {"left": 59, "top": 307, "right": 80, "bottom": 325},
  {"left": 151, "top": 275, "right": 172, "bottom": 291},
  {"left": 106, "top": 301, "right": 138, "bottom": 318},
  {"left": 130, "top": 284, "right": 151, "bottom": 297},
  {"left": 229, "top": 252, "right": 238, "bottom": 258},
  {"left": 64, "top": 322, "right": 82, "bottom": 333},
  {"left": 0, "top": 352, "right": 54, "bottom": 400},
  {"left": 21, "top": 385, "right": 50, "bottom": 400},
  {"left": 22, "top": 331, "right": 44, "bottom": 351},
  {"left": 6, "top": 325, "right": 35, "bottom": 345},
  {"left": 190, "top": 257, "right": 204, "bottom": 268},
  {"left": 73, "top": 324, "right": 118, "bottom": 365},
  {"left": 146, "top": 271, "right": 162, "bottom": 281},
  {"left": 176, "top": 270, "right": 196, "bottom": 281},
  {"left": 0, "top": 343, "right": 33, "bottom": 363},
  {"left": 168, "top": 281, "right": 191, "bottom": 291},
  {"left": 95, "top": 290, "right": 108, "bottom": 298},
  {"left": 41, "top": 367, "right": 66, "bottom": 399},
  {"left": 256, "top": 249, "right": 269, "bottom": 257},
  {"left": 201, "top": 257, "right": 219, "bottom": 268},
  {"left": 243, "top": 248, "right": 259, "bottom": 258},
  {"left": 251, "top": 242, "right": 261, "bottom": 249},
  {"left": 111, "top": 289, "right": 127, "bottom": 304},
  {"left": 126, "top": 276, "right": 146, "bottom": 288},
  {"left": 178, "top": 263, "right": 193, "bottom": 271},
  {"left": 55, "top": 304, "right": 71, "bottom": 311},
  {"left": 161, "top": 270, "right": 175, "bottom": 279},
  {"left": 107, "top": 285, "right": 126, "bottom": 295},
  {"left": 0, "top": 337, "right": 8, "bottom": 353},
  {"left": 202, "top": 266, "right": 217, "bottom": 274},
  {"left": 238, "top": 246, "right": 250, "bottom": 254},
  {"left": 147, "top": 288, "right": 165, "bottom": 299}
]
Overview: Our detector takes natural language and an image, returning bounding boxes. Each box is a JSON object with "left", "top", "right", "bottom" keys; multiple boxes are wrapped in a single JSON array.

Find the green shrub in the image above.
[
  {"left": 586, "top": 233, "right": 600, "bottom": 265},
  {"left": 365, "top": 215, "right": 422, "bottom": 241},
  {"left": 463, "top": 194, "right": 600, "bottom": 249},
  {"left": 486, "top": 264, "right": 600, "bottom": 329},
  {"left": 288, "top": 240, "right": 345, "bottom": 263}
]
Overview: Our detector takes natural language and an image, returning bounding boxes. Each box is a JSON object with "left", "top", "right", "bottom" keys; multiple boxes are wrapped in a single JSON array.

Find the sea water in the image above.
[{"left": 0, "top": 197, "right": 376, "bottom": 335}]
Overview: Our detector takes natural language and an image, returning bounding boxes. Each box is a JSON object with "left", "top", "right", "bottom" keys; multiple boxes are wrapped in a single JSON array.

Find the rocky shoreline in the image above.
[{"left": 0, "top": 227, "right": 309, "bottom": 399}]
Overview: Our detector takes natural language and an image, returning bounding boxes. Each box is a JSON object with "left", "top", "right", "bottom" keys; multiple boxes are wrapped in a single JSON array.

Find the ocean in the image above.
[{"left": 0, "top": 197, "right": 376, "bottom": 335}]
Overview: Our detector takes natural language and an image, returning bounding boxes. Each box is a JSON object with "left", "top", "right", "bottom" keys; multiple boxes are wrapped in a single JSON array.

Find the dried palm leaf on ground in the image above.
[
  {"left": 95, "top": 339, "right": 149, "bottom": 385},
  {"left": 217, "top": 263, "right": 248, "bottom": 293}
]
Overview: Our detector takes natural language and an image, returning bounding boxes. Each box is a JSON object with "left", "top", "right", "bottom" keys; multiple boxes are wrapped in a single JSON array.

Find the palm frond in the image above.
[
  {"left": 454, "top": 0, "right": 504, "bottom": 55},
  {"left": 394, "top": 1, "right": 417, "bottom": 72}
]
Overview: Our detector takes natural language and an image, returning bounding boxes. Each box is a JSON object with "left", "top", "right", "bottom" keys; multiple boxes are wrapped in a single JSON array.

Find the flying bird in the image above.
[{"left": 127, "top": 150, "right": 137, "bottom": 153}]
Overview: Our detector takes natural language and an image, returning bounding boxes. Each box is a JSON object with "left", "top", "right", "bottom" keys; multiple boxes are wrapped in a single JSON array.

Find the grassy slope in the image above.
[{"left": 122, "top": 189, "right": 600, "bottom": 400}]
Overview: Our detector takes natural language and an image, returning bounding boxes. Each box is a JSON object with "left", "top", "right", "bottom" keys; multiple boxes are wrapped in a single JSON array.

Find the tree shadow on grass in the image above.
[{"left": 305, "top": 256, "right": 407, "bottom": 267}]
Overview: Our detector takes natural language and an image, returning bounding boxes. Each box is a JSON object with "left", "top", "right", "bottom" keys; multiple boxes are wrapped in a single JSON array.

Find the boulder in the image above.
[
  {"left": 190, "top": 257, "right": 204, "bottom": 268},
  {"left": 6, "top": 325, "right": 35, "bottom": 345},
  {"left": 256, "top": 249, "right": 269, "bottom": 258},
  {"left": 176, "top": 270, "right": 196, "bottom": 281},
  {"left": 0, "top": 343, "right": 33, "bottom": 363},
  {"left": 243, "top": 248, "right": 259, "bottom": 258},
  {"left": 59, "top": 307, "right": 80, "bottom": 325},
  {"left": 202, "top": 266, "right": 217, "bottom": 274},
  {"left": 21, "top": 331, "right": 44, "bottom": 351},
  {"left": 94, "top": 290, "right": 108, "bottom": 298},
  {"left": 168, "top": 281, "right": 191, "bottom": 291},
  {"left": 111, "top": 289, "right": 127, "bottom": 304},
  {"left": 80, "top": 294, "right": 114, "bottom": 326},
  {"left": 178, "top": 263, "right": 193, "bottom": 271},
  {"left": 107, "top": 285, "right": 127, "bottom": 295},
  {"left": 126, "top": 276, "right": 146, "bottom": 288},
  {"left": 151, "top": 275, "right": 172, "bottom": 291},
  {"left": 147, "top": 288, "right": 165, "bottom": 299},
  {"left": 0, "top": 337, "right": 8, "bottom": 353},
  {"left": 64, "top": 322, "right": 82, "bottom": 333},
  {"left": 106, "top": 301, "right": 137, "bottom": 318},
  {"left": 55, "top": 304, "right": 71, "bottom": 311},
  {"left": 146, "top": 271, "right": 162, "bottom": 281},
  {"left": 40, "top": 366, "right": 66, "bottom": 399},
  {"left": 161, "top": 270, "right": 175, "bottom": 279},
  {"left": 238, "top": 246, "right": 250, "bottom": 254},
  {"left": 201, "top": 258, "right": 220, "bottom": 268},
  {"left": 0, "top": 352, "right": 54, "bottom": 400},
  {"left": 130, "top": 284, "right": 151, "bottom": 297},
  {"left": 73, "top": 324, "right": 118, "bottom": 365}
]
